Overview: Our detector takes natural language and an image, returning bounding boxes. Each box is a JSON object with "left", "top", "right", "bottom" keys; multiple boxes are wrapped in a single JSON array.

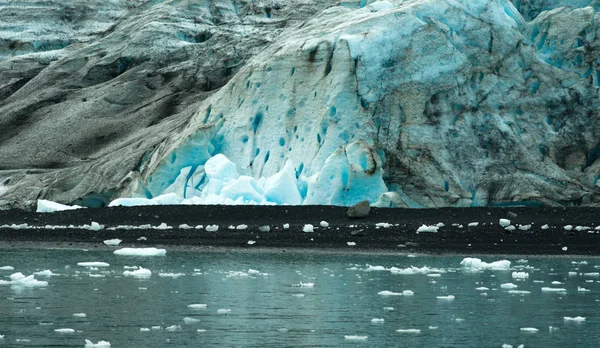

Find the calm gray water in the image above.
[{"left": 0, "top": 249, "right": 599, "bottom": 347}]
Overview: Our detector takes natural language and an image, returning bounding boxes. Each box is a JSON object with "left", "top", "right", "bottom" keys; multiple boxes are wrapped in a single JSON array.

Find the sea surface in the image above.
[{"left": 0, "top": 249, "right": 599, "bottom": 347}]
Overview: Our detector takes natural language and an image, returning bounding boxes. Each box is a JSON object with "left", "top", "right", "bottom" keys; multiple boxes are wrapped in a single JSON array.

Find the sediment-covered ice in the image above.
[{"left": 114, "top": 248, "right": 166, "bottom": 256}]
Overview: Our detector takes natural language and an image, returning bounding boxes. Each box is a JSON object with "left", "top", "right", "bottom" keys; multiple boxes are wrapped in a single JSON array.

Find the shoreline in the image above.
[{"left": 1, "top": 205, "right": 599, "bottom": 256}]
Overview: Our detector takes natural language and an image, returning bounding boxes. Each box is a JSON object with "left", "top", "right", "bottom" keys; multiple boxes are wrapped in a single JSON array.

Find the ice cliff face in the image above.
[{"left": 1, "top": 0, "right": 600, "bottom": 209}]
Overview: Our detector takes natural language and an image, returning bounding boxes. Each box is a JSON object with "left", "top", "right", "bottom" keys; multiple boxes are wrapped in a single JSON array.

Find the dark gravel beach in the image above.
[{"left": 0, "top": 205, "right": 599, "bottom": 255}]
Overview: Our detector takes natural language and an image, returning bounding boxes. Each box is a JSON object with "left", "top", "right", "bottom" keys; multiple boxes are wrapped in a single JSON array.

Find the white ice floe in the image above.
[
  {"left": 512, "top": 272, "right": 529, "bottom": 279},
  {"left": 475, "top": 287, "right": 489, "bottom": 291},
  {"left": 508, "top": 290, "right": 531, "bottom": 295},
  {"left": 501, "top": 283, "right": 518, "bottom": 289},
  {"left": 520, "top": 328, "right": 539, "bottom": 333},
  {"left": 575, "top": 226, "right": 591, "bottom": 231},
  {"left": 541, "top": 287, "right": 567, "bottom": 293},
  {"left": 344, "top": 335, "right": 368, "bottom": 340},
  {"left": 158, "top": 273, "right": 184, "bottom": 278},
  {"left": 320, "top": 221, "right": 329, "bottom": 228},
  {"left": 396, "top": 329, "right": 421, "bottom": 334},
  {"left": 436, "top": 295, "right": 455, "bottom": 300},
  {"left": 114, "top": 248, "right": 166, "bottom": 256},
  {"left": 73, "top": 313, "right": 86, "bottom": 318},
  {"left": 34, "top": 270, "right": 55, "bottom": 276},
  {"left": 165, "top": 325, "right": 181, "bottom": 331},
  {"left": 468, "top": 222, "right": 479, "bottom": 227},
  {"left": 416, "top": 225, "right": 438, "bottom": 233},
  {"left": 103, "top": 239, "right": 122, "bottom": 246},
  {"left": 302, "top": 224, "right": 314, "bottom": 233},
  {"left": 247, "top": 240, "right": 256, "bottom": 245},
  {"left": 217, "top": 309, "right": 231, "bottom": 314},
  {"left": 0, "top": 266, "right": 14, "bottom": 270},
  {"left": 283, "top": 223, "right": 290, "bottom": 229},
  {"left": 205, "top": 225, "right": 219, "bottom": 232},
  {"left": 564, "top": 316, "right": 586, "bottom": 322},
  {"left": 36, "top": 200, "right": 84, "bottom": 213},
  {"left": 84, "top": 340, "right": 111, "bottom": 347},
  {"left": 499, "top": 219, "right": 511, "bottom": 227},
  {"left": 179, "top": 224, "right": 193, "bottom": 229},
  {"left": 371, "top": 318, "right": 384, "bottom": 323},
  {"left": 81, "top": 222, "right": 104, "bottom": 231},
  {"left": 378, "top": 290, "right": 403, "bottom": 296},
  {"left": 54, "top": 328, "right": 75, "bottom": 334},
  {"left": 123, "top": 267, "right": 151, "bottom": 278},
  {"left": 564, "top": 225, "right": 573, "bottom": 231},
  {"left": 460, "top": 258, "right": 511, "bottom": 271},
  {"left": 376, "top": 222, "right": 392, "bottom": 228},
  {"left": 152, "top": 223, "right": 172, "bottom": 230},
  {"left": 347, "top": 242, "right": 356, "bottom": 246},
  {"left": 292, "top": 282, "right": 314, "bottom": 288},
  {"left": 3, "top": 273, "right": 49, "bottom": 287},
  {"left": 197, "top": 329, "right": 207, "bottom": 333},
  {"left": 187, "top": 304, "right": 207, "bottom": 309},
  {"left": 236, "top": 224, "right": 248, "bottom": 230},
  {"left": 77, "top": 262, "right": 110, "bottom": 267}
]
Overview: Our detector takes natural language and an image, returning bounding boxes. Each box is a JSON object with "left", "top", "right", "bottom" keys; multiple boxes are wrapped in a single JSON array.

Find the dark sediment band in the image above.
[{"left": 0, "top": 206, "right": 599, "bottom": 256}]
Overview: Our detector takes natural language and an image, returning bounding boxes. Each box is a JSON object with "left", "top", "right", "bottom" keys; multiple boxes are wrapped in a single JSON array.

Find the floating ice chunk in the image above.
[
  {"left": 217, "top": 309, "right": 231, "bottom": 314},
  {"left": 468, "top": 222, "right": 479, "bottom": 227},
  {"left": 37, "top": 200, "right": 83, "bottom": 213},
  {"left": 436, "top": 295, "right": 455, "bottom": 300},
  {"left": 114, "top": 248, "right": 166, "bottom": 256},
  {"left": 376, "top": 222, "right": 392, "bottom": 228},
  {"left": 34, "top": 270, "right": 55, "bottom": 276},
  {"left": 403, "top": 290, "right": 414, "bottom": 296},
  {"left": 389, "top": 266, "right": 444, "bottom": 275},
  {"left": 378, "top": 291, "right": 402, "bottom": 296},
  {"left": 291, "top": 293, "right": 305, "bottom": 297},
  {"left": 183, "top": 317, "right": 201, "bottom": 324},
  {"left": 344, "top": 335, "right": 368, "bottom": 340},
  {"left": 475, "top": 287, "right": 489, "bottom": 291},
  {"left": 572, "top": 261, "right": 588, "bottom": 265},
  {"left": 165, "top": 325, "right": 181, "bottom": 331},
  {"left": 103, "top": 239, "right": 122, "bottom": 246},
  {"left": 247, "top": 269, "right": 261, "bottom": 275},
  {"left": 140, "top": 328, "right": 150, "bottom": 332},
  {"left": 416, "top": 225, "right": 438, "bottom": 233},
  {"left": 197, "top": 329, "right": 207, "bottom": 333},
  {"left": 512, "top": 272, "right": 529, "bottom": 279},
  {"left": 427, "top": 273, "right": 442, "bottom": 277},
  {"left": 55, "top": 328, "right": 75, "bottom": 334},
  {"left": 258, "top": 225, "right": 270, "bottom": 232},
  {"left": 541, "top": 224, "right": 549, "bottom": 229},
  {"left": 564, "top": 225, "right": 573, "bottom": 231},
  {"left": 0, "top": 266, "right": 14, "bottom": 270},
  {"left": 283, "top": 223, "right": 290, "bottom": 229},
  {"left": 383, "top": 307, "right": 394, "bottom": 311},
  {"left": 365, "top": 265, "right": 387, "bottom": 271},
  {"left": 460, "top": 258, "right": 511, "bottom": 271},
  {"left": 302, "top": 224, "right": 314, "bottom": 233},
  {"left": 347, "top": 242, "right": 356, "bottom": 246},
  {"left": 247, "top": 240, "right": 256, "bottom": 245},
  {"left": 158, "top": 273, "right": 184, "bottom": 278},
  {"left": 84, "top": 340, "right": 111, "bottom": 347},
  {"left": 499, "top": 219, "right": 511, "bottom": 227},
  {"left": 293, "top": 282, "right": 314, "bottom": 288},
  {"left": 77, "top": 262, "right": 110, "bottom": 267},
  {"left": 562, "top": 246, "right": 568, "bottom": 251},
  {"left": 236, "top": 224, "right": 248, "bottom": 230},
  {"left": 73, "top": 313, "right": 86, "bottom": 318},
  {"left": 187, "top": 304, "right": 207, "bottom": 310},
  {"left": 395, "top": 329, "right": 421, "bottom": 334},
  {"left": 541, "top": 287, "right": 566, "bottom": 293},
  {"left": 577, "top": 287, "right": 590, "bottom": 292},
  {"left": 508, "top": 290, "right": 531, "bottom": 295},
  {"left": 520, "top": 327, "right": 539, "bottom": 333},
  {"left": 205, "top": 225, "right": 219, "bottom": 232},
  {"left": 320, "top": 221, "right": 330, "bottom": 228},
  {"left": 371, "top": 318, "right": 384, "bottom": 323},
  {"left": 564, "top": 316, "right": 586, "bottom": 322},
  {"left": 123, "top": 267, "right": 151, "bottom": 278},
  {"left": 5, "top": 273, "right": 49, "bottom": 287},
  {"left": 123, "top": 266, "right": 138, "bottom": 270},
  {"left": 584, "top": 272, "right": 600, "bottom": 277}
]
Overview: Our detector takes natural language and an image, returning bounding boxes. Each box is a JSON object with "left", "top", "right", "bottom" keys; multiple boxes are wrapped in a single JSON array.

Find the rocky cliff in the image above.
[{"left": 1, "top": 0, "right": 599, "bottom": 209}]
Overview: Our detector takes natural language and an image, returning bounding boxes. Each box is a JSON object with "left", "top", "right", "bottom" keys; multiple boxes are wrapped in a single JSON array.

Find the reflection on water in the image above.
[{"left": 0, "top": 249, "right": 599, "bottom": 347}]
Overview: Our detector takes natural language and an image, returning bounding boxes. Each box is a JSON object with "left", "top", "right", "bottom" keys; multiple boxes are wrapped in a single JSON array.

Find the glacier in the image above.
[{"left": 1, "top": 0, "right": 600, "bottom": 209}]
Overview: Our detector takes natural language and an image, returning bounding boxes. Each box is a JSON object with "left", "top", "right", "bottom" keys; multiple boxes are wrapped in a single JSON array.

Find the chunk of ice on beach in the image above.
[
  {"left": 247, "top": 240, "right": 256, "bottom": 245},
  {"left": 188, "top": 304, "right": 207, "bottom": 309},
  {"left": 564, "top": 316, "right": 586, "bottom": 322},
  {"left": 55, "top": 328, "right": 75, "bottom": 334},
  {"left": 37, "top": 200, "right": 83, "bottom": 213},
  {"left": 376, "top": 222, "right": 392, "bottom": 228},
  {"left": 236, "top": 224, "right": 248, "bottom": 230},
  {"left": 344, "top": 335, "right": 368, "bottom": 340},
  {"left": 320, "top": 221, "right": 329, "bottom": 228},
  {"left": 84, "top": 340, "right": 111, "bottom": 347},
  {"left": 518, "top": 224, "right": 531, "bottom": 231},
  {"left": 396, "top": 329, "right": 421, "bottom": 334},
  {"left": 460, "top": 258, "right": 511, "bottom": 271},
  {"left": 114, "top": 248, "right": 166, "bottom": 256},
  {"left": 217, "top": 309, "right": 231, "bottom": 314},
  {"left": 541, "top": 224, "right": 549, "bottom": 229},
  {"left": 103, "top": 239, "right": 122, "bottom": 246},
  {"left": 564, "top": 225, "right": 573, "bottom": 231},
  {"left": 205, "top": 225, "right": 219, "bottom": 232},
  {"left": 416, "top": 225, "right": 438, "bottom": 233},
  {"left": 283, "top": 223, "right": 289, "bottom": 229},
  {"left": 468, "top": 222, "right": 479, "bottom": 227},
  {"left": 436, "top": 295, "right": 455, "bottom": 300},
  {"left": 499, "top": 219, "right": 511, "bottom": 227},
  {"left": 123, "top": 267, "right": 151, "bottom": 278},
  {"left": 77, "top": 262, "right": 110, "bottom": 267},
  {"left": 258, "top": 225, "right": 270, "bottom": 232},
  {"left": 302, "top": 224, "right": 314, "bottom": 233}
]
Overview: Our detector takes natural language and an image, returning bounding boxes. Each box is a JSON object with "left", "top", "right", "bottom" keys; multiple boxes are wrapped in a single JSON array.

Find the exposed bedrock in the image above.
[{"left": 1, "top": 0, "right": 600, "bottom": 208}]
